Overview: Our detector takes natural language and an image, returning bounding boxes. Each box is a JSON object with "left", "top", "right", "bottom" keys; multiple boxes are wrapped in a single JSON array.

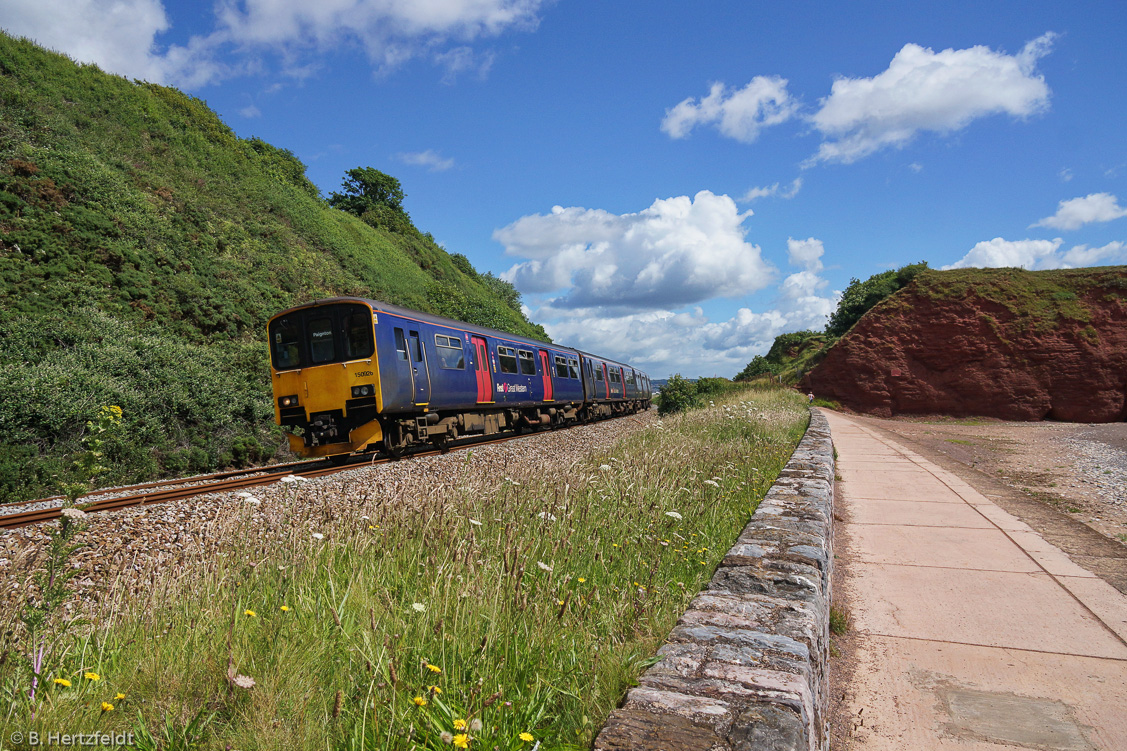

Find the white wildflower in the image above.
[
  {"left": 598, "top": 464, "right": 612, "bottom": 471},
  {"left": 232, "top": 674, "right": 255, "bottom": 689},
  {"left": 469, "top": 719, "right": 483, "bottom": 732},
  {"left": 664, "top": 511, "right": 683, "bottom": 520},
  {"left": 311, "top": 532, "right": 324, "bottom": 540},
  {"left": 537, "top": 561, "right": 553, "bottom": 572},
  {"left": 469, "top": 518, "right": 482, "bottom": 526},
  {"left": 412, "top": 603, "right": 426, "bottom": 612},
  {"left": 537, "top": 511, "right": 557, "bottom": 521},
  {"left": 704, "top": 480, "right": 719, "bottom": 487},
  {"left": 60, "top": 508, "right": 88, "bottom": 522}
]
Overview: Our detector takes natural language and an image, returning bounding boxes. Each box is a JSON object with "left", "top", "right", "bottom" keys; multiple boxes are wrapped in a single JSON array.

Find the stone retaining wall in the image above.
[{"left": 594, "top": 409, "right": 835, "bottom": 751}]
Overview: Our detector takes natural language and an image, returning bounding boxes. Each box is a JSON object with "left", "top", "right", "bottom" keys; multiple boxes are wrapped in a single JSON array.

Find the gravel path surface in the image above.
[{"left": 0, "top": 414, "right": 656, "bottom": 619}]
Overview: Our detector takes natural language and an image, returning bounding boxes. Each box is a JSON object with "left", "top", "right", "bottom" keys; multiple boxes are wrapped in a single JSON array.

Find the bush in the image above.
[{"left": 657, "top": 374, "right": 699, "bottom": 416}]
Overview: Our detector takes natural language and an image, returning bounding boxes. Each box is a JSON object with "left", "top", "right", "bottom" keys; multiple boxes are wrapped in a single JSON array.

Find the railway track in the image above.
[{"left": 0, "top": 428, "right": 543, "bottom": 531}]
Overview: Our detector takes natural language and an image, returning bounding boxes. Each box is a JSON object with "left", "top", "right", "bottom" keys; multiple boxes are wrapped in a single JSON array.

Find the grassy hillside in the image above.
[{"left": 0, "top": 33, "right": 547, "bottom": 502}]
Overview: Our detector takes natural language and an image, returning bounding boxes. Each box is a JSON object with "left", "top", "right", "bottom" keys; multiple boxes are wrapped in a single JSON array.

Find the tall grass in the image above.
[{"left": 0, "top": 388, "right": 808, "bottom": 749}]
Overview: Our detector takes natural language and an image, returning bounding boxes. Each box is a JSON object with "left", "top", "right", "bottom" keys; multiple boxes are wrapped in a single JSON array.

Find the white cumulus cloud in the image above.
[
  {"left": 495, "top": 191, "right": 776, "bottom": 310},
  {"left": 1032, "top": 193, "right": 1127, "bottom": 230},
  {"left": 661, "top": 77, "right": 798, "bottom": 143},
  {"left": 943, "top": 237, "right": 1127, "bottom": 270},
  {"left": 1, "top": 0, "right": 545, "bottom": 87},
  {"left": 808, "top": 33, "right": 1055, "bottom": 164},
  {"left": 523, "top": 235, "right": 838, "bottom": 379}
]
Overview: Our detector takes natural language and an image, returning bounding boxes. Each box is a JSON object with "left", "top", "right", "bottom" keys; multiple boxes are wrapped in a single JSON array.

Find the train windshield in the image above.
[{"left": 269, "top": 303, "right": 374, "bottom": 370}]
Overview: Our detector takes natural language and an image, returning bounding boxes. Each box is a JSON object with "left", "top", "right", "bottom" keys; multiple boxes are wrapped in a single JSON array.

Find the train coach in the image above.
[{"left": 268, "top": 297, "right": 652, "bottom": 461}]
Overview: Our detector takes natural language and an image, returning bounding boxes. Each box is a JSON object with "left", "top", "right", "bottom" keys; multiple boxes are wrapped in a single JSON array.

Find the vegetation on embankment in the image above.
[
  {"left": 0, "top": 33, "right": 545, "bottom": 502},
  {"left": 0, "top": 387, "right": 810, "bottom": 750}
]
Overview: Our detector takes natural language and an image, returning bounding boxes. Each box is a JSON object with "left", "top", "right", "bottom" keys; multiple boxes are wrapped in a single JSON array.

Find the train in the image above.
[{"left": 268, "top": 297, "right": 653, "bottom": 461}]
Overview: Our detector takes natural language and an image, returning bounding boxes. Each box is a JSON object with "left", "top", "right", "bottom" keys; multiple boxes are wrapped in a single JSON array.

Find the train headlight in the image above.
[
  {"left": 278, "top": 395, "right": 299, "bottom": 408},
  {"left": 351, "top": 385, "right": 373, "bottom": 398}
]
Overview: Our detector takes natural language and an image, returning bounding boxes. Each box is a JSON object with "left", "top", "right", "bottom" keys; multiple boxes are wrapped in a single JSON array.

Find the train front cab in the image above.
[{"left": 269, "top": 300, "right": 386, "bottom": 459}]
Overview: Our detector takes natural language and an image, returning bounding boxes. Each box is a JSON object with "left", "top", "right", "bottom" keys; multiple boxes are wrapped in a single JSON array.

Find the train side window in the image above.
[
  {"left": 568, "top": 359, "right": 579, "bottom": 379},
  {"left": 609, "top": 370, "right": 621, "bottom": 384},
  {"left": 394, "top": 328, "right": 409, "bottom": 361},
  {"left": 517, "top": 350, "right": 537, "bottom": 375},
  {"left": 270, "top": 316, "right": 302, "bottom": 370},
  {"left": 594, "top": 365, "right": 604, "bottom": 381},
  {"left": 345, "top": 311, "right": 374, "bottom": 359},
  {"left": 553, "top": 355, "right": 569, "bottom": 379},
  {"left": 409, "top": 330, "right": 423, "bottom": 362},
  {"left": 309, "top": 317, "right": 335, "bottom": 363},
  {"left": 497, "top": 346, "right": 518, "bottom": 374},
  {"left": 435, "top": 334, "right": 466, "bottom": 369},
  {"left": 625, "top": 370, "right": 636, "bottom": 386}
]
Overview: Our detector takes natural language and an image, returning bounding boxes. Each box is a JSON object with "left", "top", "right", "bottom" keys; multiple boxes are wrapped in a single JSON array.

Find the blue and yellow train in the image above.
[{"left": 268, "top": 297, "right": 653, "bottom": 461}]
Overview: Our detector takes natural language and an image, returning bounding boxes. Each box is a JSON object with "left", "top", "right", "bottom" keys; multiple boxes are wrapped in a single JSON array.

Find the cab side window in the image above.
[{"left": 345, "top": 312, "right": 374, "bottom": 359}]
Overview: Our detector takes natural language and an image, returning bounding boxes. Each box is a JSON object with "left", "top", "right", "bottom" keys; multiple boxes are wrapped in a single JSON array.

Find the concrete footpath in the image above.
[{"left": 824, "top": 411, "right": 1127, "bottom": 751}]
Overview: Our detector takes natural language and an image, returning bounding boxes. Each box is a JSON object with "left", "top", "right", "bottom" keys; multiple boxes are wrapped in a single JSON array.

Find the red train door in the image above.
[
  {"left": 539, "top": 349, "right": 554, "bottom": 400},
  {"left": 472, "top": 336, "right": 492, "bottom": 403}
]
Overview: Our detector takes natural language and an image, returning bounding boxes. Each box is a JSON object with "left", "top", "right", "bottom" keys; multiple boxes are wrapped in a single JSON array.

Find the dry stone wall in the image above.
[{"left": 594, "top": 409, "right": 834, "bottom": 751}]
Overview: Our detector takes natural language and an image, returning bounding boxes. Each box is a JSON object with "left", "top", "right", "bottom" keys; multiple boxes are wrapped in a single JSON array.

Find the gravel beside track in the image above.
[{"left": 0, "top": 414, "right": 656, "bottom": 618}]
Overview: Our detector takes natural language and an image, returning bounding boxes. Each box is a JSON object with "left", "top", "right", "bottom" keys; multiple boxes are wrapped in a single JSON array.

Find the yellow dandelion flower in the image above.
[
  {"left": 578, "top": 577, "right": 586, "bottom": 583},
  {"left": 453, "top": 733, "right": 469, "bottom": 748},
  {"left": 519, "top": 732, "right": 534, "bottom": 742},
  {"left": 413, "top": 696, "right": 428, "bottom": 707},
  {"left": 426, "top": 664, "right": 442, "bottom": 674},
  {"left": 101, "top": 702, "right": 114, "bottom": 712},
  {"left": 453, "top": 719, "right": 467, "bottom": 730},
  {"left": 244, "top": 610, "right": 257, "bottom": 617},
  {"left": 53, "top": 678, "right": 71, "bottom": 687},
  {"left": 115, "top": 693, "right": 126, "bottom": 700},
  {"left": 84, "top": 672, "right": 100, "bottom": 681},
  {"left": 280, "top": 605, "right": 290, "bottom": 612},
  {"left": 427, "top": 685, "right": 442, "bottom": 694},
  {"left": 557, "top": 599, "right": 564, "bottom": 605}
]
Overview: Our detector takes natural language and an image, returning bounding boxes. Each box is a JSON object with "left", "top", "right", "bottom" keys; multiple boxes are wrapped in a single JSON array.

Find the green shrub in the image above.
[{"left": 657, "top": 374, "right": 699, "bottom": 415}]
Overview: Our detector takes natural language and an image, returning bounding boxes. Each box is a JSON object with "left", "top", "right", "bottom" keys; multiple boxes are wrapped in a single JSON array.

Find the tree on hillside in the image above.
[
  {"left": 825, "top": 261, "right": 928, "bottom": 337},
  {"left": 329, "top": 167, "right": 412, "bottom": 233},
  {"left": 735, "top": 355, "right": 773, "bottom": 381}
]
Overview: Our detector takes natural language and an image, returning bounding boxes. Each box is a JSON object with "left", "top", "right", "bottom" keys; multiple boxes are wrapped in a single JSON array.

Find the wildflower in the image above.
[
  {"left": 427, "top": 685, "right": 442, "bottom": 694},
  {"left": 664, "top": 511, "right": 683, "bottom": 520},
  {"left": 557, "top": 599, "right": 564, "bottom": 606},
  {"left": 244, "top": 609, "right": 257, "bottom": 617},
  {"left": 232, "top": 674, "right": 255, "bottom": 689},
  {"left": 704, "top": 480, "right": 719, "bottom": 487},
  {"left": 61, "top": 507, "right": 89, "bottom": 523},
  {"left": 537, "top": 511, "right": 556, "bottom": 521},
  {"left": 537, "top": 561, "right": 552, "bottom": 573},
  {"left": 426, "top": 664, "right": 442, "bottom": 674},
  {"left": 114, "top": 693, "right": 126, "bottom": 700},
  {"left": 598, "top": 464, "right": 611, "bottom": 471},
  {"left": 101, "top": 702, "right": 114, "bottom": 712},
  {"left": 440, "top": 732, "right": 454, "bottom": 744},
  {"left": 469, "top": 518, "right": 482, "bottom": 526},
  {"left": 453, "top": 734, "right": 469, "bottom": 748},
  {"left": 53, "top": 678, "right": 71, "bottom": 687},
  {"left": 312, "top": 532, "right": 324, "bottom": 540},
  {"left": 280, "top": 474, "right": 308, "bottom": 483},
  {"left": 84, "top": 672, "right": 100, "bottom": 681},
  {"left": 454, "top": 719, "right": 467, "bottom": 730},
  {"left": 413, "top": 696, "right": 428, "bottom": 707},
  {"left": 412, "top": 603, "right": 426, "bottom": 612},
  {"left": 519, "top": 732, "right": 534, "bottom": 742},
  {"left": 280, "top": 605, "right": 290, "bottom": 612},
  {"left": 577, "top": 577, "right": 586, "bottom": 583},
  {"left": 470, "top": 719, "right": 483, "bottom": 732}
]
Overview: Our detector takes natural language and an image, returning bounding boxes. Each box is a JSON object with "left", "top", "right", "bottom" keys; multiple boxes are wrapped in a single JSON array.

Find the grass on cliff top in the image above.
[
  {"left": 881, "top": 265, "right": 1127, "bottom": 333},
  {"left": 0, "top": 388, "right": 809, "bottom": 751}
]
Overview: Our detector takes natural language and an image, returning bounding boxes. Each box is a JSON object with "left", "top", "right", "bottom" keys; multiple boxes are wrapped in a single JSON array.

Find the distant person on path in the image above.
[{"left": 807, "top": 392, "right": 814, "bottom": 404}]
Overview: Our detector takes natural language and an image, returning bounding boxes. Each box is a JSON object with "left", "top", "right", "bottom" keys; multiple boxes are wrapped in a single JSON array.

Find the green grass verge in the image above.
[{"left": 1, "top": 388, "right": 808, "bottom": 750}]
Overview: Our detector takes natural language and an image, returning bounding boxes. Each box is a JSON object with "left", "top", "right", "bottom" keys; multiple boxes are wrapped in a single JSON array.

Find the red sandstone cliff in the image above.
[{"left": 802, "top": 266, "right": 1127, "bottom": 422}]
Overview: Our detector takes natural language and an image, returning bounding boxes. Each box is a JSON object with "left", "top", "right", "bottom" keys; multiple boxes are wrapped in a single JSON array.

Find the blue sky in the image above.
[{"left": 4, "top": 0, "right": 1127, "bottom": 378}]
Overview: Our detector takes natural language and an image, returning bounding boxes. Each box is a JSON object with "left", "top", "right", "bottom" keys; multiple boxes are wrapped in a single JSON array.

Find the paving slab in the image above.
[{"left": 825, "top": 410, "right": 1127, "bottom": 750}]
